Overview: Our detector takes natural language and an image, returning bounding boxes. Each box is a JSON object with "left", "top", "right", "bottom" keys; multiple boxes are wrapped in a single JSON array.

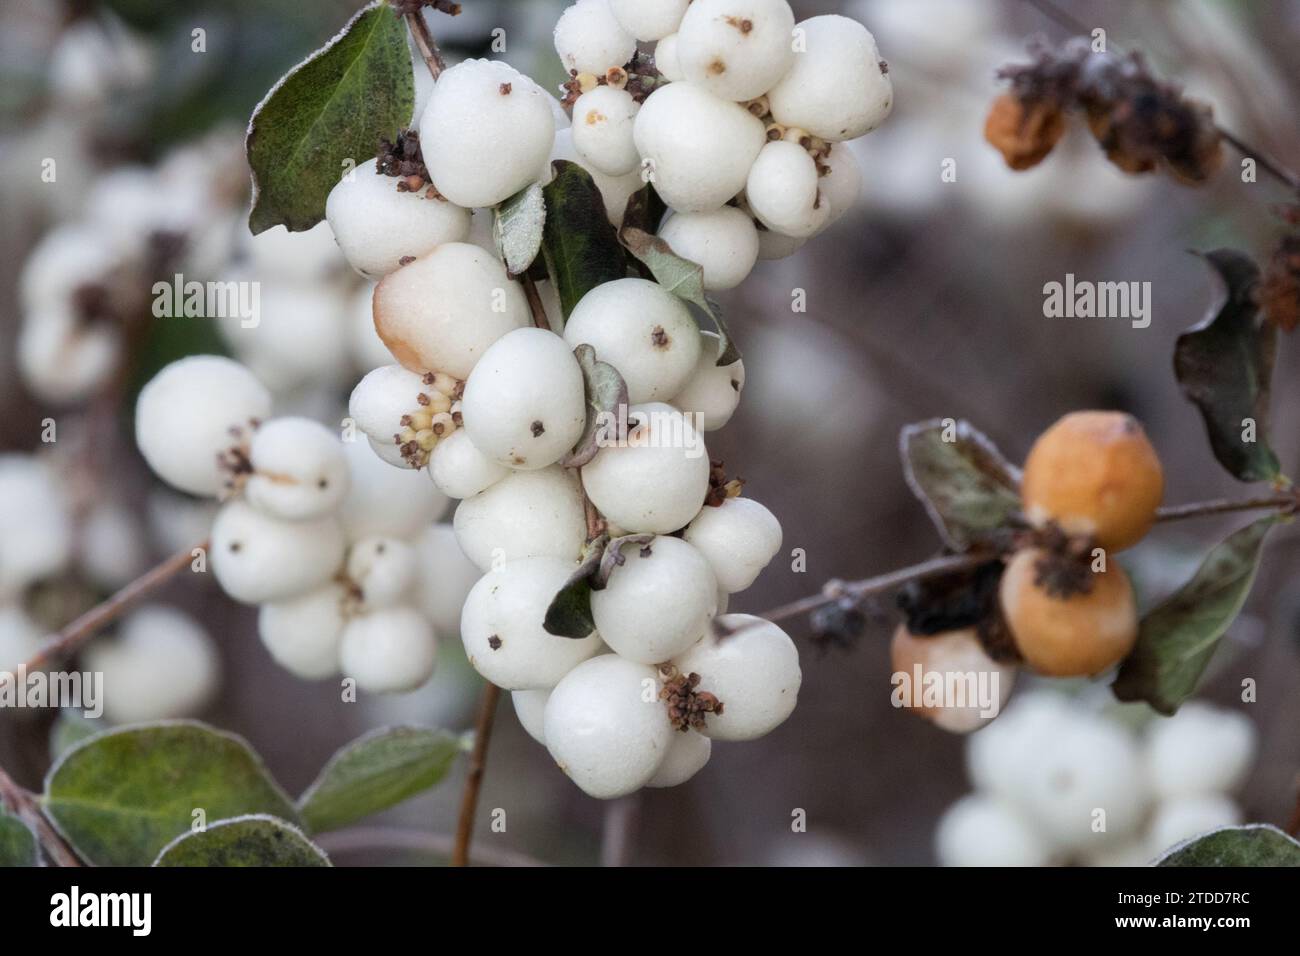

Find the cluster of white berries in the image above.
[
  {"left": 133, "top": 354, "right": 479, "bottom": 694},
  {"left": 317, "top": 0, "right": 899, "bottom": 797},
  {"left": 936, "top": 692, "right": 1258, "bottom": 866}
]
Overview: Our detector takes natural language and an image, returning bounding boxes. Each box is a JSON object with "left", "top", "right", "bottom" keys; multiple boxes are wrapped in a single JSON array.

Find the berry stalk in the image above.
[{"left": 451, "top": 681, "right": 501, "bottom": 867}]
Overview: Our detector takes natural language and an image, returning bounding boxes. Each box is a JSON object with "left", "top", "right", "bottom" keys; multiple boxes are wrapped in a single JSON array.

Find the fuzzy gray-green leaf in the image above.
[
  {"left": 0, "top": 812, "right": 38, "bottom": 867},
  {"left": 1156, "top": 824, "right": 1300, "bottom": 867},
  {"left": 494, "top": 182, "right": 547, "bottom": 277},
  {"left": 154, "top": 815, "right": 331, "bottom": 867}
]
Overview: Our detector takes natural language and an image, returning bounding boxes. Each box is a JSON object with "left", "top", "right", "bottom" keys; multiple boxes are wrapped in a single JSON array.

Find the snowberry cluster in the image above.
[
  {"left": 133, "top": 354, "right": 478, "bottom": 694},
  {"left": 319, "top": 0, "right": 898, "bottom": 797},
  {"left": 937, "top": 692, "right": 1258, "bottom": 866}
]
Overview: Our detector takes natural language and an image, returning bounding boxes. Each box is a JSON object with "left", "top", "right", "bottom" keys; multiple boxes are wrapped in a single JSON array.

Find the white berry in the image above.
[
  {"left": 671, "top": 330, "right": 745, "bottom": 431},
  {"left": 338, "top": 437, "right": 450, "bottom": 542},
  {"left": 1149, "top": 795, "right": 1242, "bottom": 856},
  {"left": 512, "top": 688, "right": 552, "bottom": 745},
  {"left": 746, "top": 140, "right": 829, "bottom": 238},
  {"left": 676, "top": 0, "right": 795, "bottom": 102},
  {"left": 461, "top": 556, "right": 604, "bottom": 689},
  {"left": 210, "top": 499, "right": 346, "bottom": 604},
  {"left": 412, "top": 523, "right": 483, "bottom": 636},
  {"left": 453, "top": 466, "right": 587, "bottom": 571},
  {"left": 658, "top": 207, "right": 759, "bottom": 291},
  {"left": 347, "top": 536, "right": 417, "bottom": 608},
  {"left": 428, "top": 428, "right": 510, "bottom": 500},
  {"left": 682, "top": 495, "right": 781, "bottom": 592},
  {"left": 339, "top": 606, "right": 438, "bottom": 694},
  {"left": 609, "top": 0, "right": 688, "bottom": 41},
  {"left": 563, "top": 279, "right": 701, "bottom": 403},
  {"left": 257, "top": 583, "right": 348, "bottom": 680},
  {"left": 647, "top": 730, "right": 711, "bottom": 787},
  {"left": 766, "top": 15, "right": 892, "bottom": 141},
  {"left": 633, "top": 82, "right": 766, "bottom": 212},
  {"left": 592, "top": 536, "right": 717, "bottom": 663},
  {"left": 581, "top": 402, "right": 711, "bottom": 533},
  {"left": 654, "top": 33, "right": 684, "bottom": 82},
  {"left": 814, "top": 143, "right": 862, "bottom": 233},
  {"left": 461, "top": 328, "right": 587, "bottom": 470},
  {"left": 672, "top": 614, "right": 800, "bottom": 740},
  {"left": 935, "top": 795, "right": 1052, "bottom": 867},
  {"left": 889, "top": 626, "right": 1017, "bottom": 734},
  {"left": 325, "top": 158, "right": 471, "bottom": 279},
  {"left": 543, "top": 655, "right": 673, "bottom": 798},
  {"left": 554, "top": 0, "right": 636, "bottom": 75},
  {"left": 1144, "top": 702, "right": 1257, "bottom": 799},
  {"left": 135, "top": 356, "right": 272, "bottom": 497},
  {"left": 373, "top": 243, "right": 530, "bottom": 379},
  {"left": 0, "top": 454, "right": 72, "bottom": 601},
  {"left": 571, "top": 86, "right": 641, "bottom": 176},
  {"left": 418, "top": 59, "right": 556, "bottom": 208},
  {"left": 245, "top": 417, "right": 351, "bottom": 521}
]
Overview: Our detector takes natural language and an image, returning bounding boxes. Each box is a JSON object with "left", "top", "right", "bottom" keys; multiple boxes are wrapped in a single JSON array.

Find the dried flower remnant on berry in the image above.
[
  {"left": 703, "top": 459, "right": 744, "bottom": 508},
  {"left": 659, "top": 665, "right": 723, "bottom": 732},
  {"left": 216, "top": 422, "right": 259, "bottom": 497},
  {"left": 376, "top": 129, "right": 438, "bottom": 195},
  {"left": 1257, "top": 234, "right": 1300, "bottom": 332}
]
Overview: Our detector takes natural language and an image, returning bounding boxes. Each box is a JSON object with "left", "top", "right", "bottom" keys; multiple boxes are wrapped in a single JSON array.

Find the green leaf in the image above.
[
  {"left": 620, "top": 226, "right": 736, "bottom": 365},
  {"left": 154, "top": 814, "right": 331, "bottom": 867},
  {"left": 1173, "top": 249, "right": 1281, "bottom": 483},
  {"left": 541, "top": 160, "right": 628, "bottom": 318},
  {"left": 558, "top": 344, "right": 630, "bottom": 468},
  {"left": 49, "top": 709, "right": 107, "bottom": 763},
  {"left": 898, "top": 419, "right": 1023, "bottom": 551},
  {"left": 620, "top": 182, "right": 667, "bottom": 237},
  {"left": 494, "top": 182, "right": 547, "bottom": 278},
  {"left": 0, "top": 811, "right": 38, "bottom": 867},
  {"left": 42, "top": 721, "right": 300, "bottom": 866},
  {"left": 298, "top": 726, "right": 463, "bottom": 834},
  {"left": 544, "top": 534, "right": 607, "bottom": 638},
  {"left": 1113, "top": 516, "right": 1276, "bottom": 715},
  {"left": 1156, "top": 824, "right": 1300, "bottom": 867},
  {"left": 246, "top": 1, "right": 414, "bottom": 234}
]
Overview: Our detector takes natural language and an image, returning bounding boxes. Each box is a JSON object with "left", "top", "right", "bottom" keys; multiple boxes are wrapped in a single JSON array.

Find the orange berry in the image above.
[
  {"left": 998, "top": 548, "right": 1138, "bottom": 677},
  {"left": 1021, "top": 411, "right": 1163, "bottom": 552},
  {"left": 889, "top": 625, "right": 1016, "bottom": 734}
]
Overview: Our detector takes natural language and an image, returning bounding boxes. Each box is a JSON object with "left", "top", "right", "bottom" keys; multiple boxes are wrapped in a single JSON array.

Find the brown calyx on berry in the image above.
[
  {"left": 1257, "top": 233, "right": 1300, "bottom": 332},
  {"left": 658, "top": 664, "right": 724, "bottom": 732},
  {"left": 703, "top": 459, "right": 745, "bottom": 508},
  {"left": 377, "top": 129, "right": 445, "bottom": 198},
  {"left": 216, "top": 421, "right": 259, "bottom": 498}
]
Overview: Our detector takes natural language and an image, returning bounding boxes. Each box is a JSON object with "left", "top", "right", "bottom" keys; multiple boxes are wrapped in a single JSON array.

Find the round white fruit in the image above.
[
  {"left": 647, "top": 730, "right": 711, "bottom": 787},
  {"left": 86, "top": 605, "right": 220, "bottom": 723},
  {"left": 654, "top": 33, "right": 684, "bottom": 82},
  {"left": 746, "top": 140, "right": 829, "bottom": 238},
  {"left": 338, "top": 437, "right": 450, "bottom": 541},
  {"left": 682, "top": 496, "right": 781, "bottom": 592},
  {"left": 935, "top": 795, "right": 1052, "bottom": 867},
  {"left": 512, "top": 688, "right": 551, "bottom": 745},
  {"left": 412, "top": 523, "right": 483, "bottom": 636},
  {"left": 245, "top": 417, "right": 351, "bottom": 520},
  {"left": 554, "top": 0, "right": 636, "bottom": 75},
  {"left": 658, "top": 207, "right": 759, "bottom": 291},
  {"left": 609, "top": 0, "right": 688, "bottom": 41},
  {"left": 347, "top": 536, "right": 417, "bottom": 608},
  {"left": 257, "top": 583, "right": 348, "bottom": 680},
  {"left": 544, "top": 655, "right": 673, "bottom": 798},
  {"left": 0, "top": 606, "right": 44, "bottom": 674},
  {"left": 218, "top": 280, "right": 351, "bottom": 393},
  {"left": 676, "top": 0, "right": 795, "bottom": 102},
  {"left": 672, "top": 614, "right": 800, "bottom": 740},
  {"left": 428, "top": 429, "right": 509, "bottom": 499},
  {"left": 453, "top": 466, "right": 587, "bottom": 571},
  {"left": 339, "top": 606, "right": 438, "bottom": 694},
  {"left": 1148, "top": 795, "right": 1242, "bottom": 856},
  {"left": 581, "top": 403, "right": 711, "bottom": 533},
  {"left": 210, "top": 499, "right": 346, "bottom": 604},
  {"left": 633, "top": 82, "right": 766, "bottom": 212},
  {"left": 592, "top": 536, "right": 717, "bottom": 663},
  {"left": 79, "top": 501, "right": 147, "bottom": 591},
  {"left": 325, "top": 158, "right": 471, "bottom": 278},
  {"left": 571, "top": 86, "right": 640, "bottom": 176},
  {"left": 0, "top": 454, "right": 72, "bottom": 600},
  {"left": 461, "top": 556, "right": 603, "bottom": 689},
  {"left": 965, "top": 691, "right": 1074, "bottom": 803},
  {"left": 814, "top": 143, "right": 862, "bottom": 231},
  {"left": 755, "top": 225, "right": 805, "bottom": 259},
  {"left": 766, "top": 15, "right": 893, "bottom": 141},
  {"left": 1144, "top": 702, "right": 1257, "bottom": 799},
  {"left": 671, "top": 330, "right": 745, "bottom": 431},
  {"left": 373, "top": 243, "right": 530, "bottom": 379},
  {"left": 563, "top": 279, "right": 701, "bottom": 403},
  {"left": 418, "top": 59, "right": 555, "bottom": 208},
  {"left": 461, "top": 328, "right": 586, "bottom": 470},
  {"left": 889, "top": 626, "right": 1017, "bottom": 734},
  {"left": 134, "top": 355, "right": 272, "bottom": 497}
]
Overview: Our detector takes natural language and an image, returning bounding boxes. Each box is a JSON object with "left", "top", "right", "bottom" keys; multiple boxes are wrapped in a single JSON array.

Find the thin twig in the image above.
[
  {"left": 1018, "top": 0, "right": 1300, "bottom": 195},
  {"left": 521, "top": 273, "right": 553, "bottom": 332},
  {"left": 452, "top": 681, "right": 501, "bottom": 867},
  {"left": 317, "top": 825, "right": 546, "bottom": 867},
  {"left": 1156, "top": 494, "right": 1297, "bottom": 523},
  {"left": 599, "top": 794, "right": 639, "bottom": 867},
  {"left": 405, "top": 10, "right": 445, "bottom": 80},
  {"left": 0, "top": 765, "right": 81, "bottom": 867},
  {"left": 0, "top": 539, "right": 207, "bottom": 690}
]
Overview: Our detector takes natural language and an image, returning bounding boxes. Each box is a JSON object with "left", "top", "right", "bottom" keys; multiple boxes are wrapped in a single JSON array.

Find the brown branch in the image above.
[
  {"left": 452, "top": 681, "right": 501, "bottom": 867},
  {"left": 599, "top": 794, "right": 640, "bottom": 867},
  {"left": 0, "top": 539, "right": 207, "bottom": 690},
  {"left": 405, "top": 10, "right": 445, "bottom": 80},
  {"left": 0, "top": 765, "right": 81, "bottom": 867},
  {"left": 1156, "top": 493, "right": 1297, "bottom": 523},
  {"left": 521, "top": 273, "right": 553, "bottom": 332},
  {"left": 1018, "top": 0, "right": 1300, "bottom": 195},
  {"left": 317, "top": 825, "right": 546, "bottom": 867}
]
